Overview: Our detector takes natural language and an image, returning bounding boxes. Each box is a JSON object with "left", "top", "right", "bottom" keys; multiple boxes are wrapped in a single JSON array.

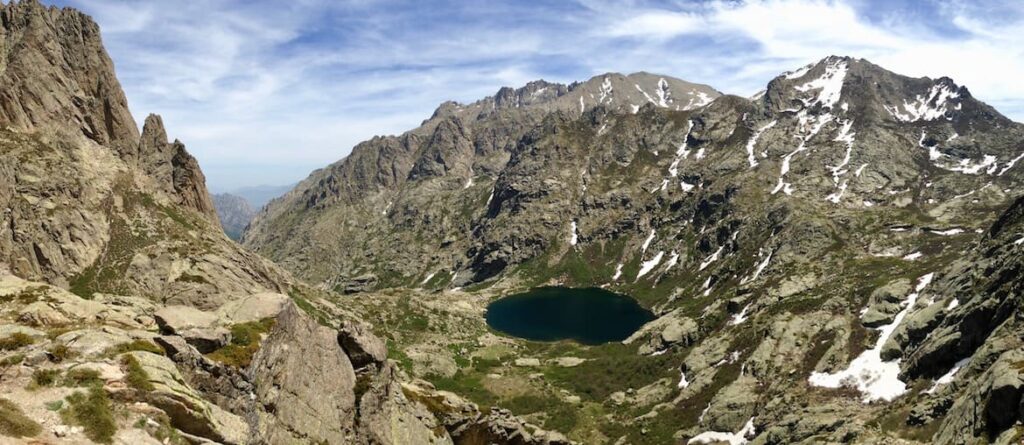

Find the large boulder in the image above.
[
  {"left": 338, "top": 318, "right": 388, "bottom": 369},
  {"left": 249, "top": 303, "right": 359, "bottom": 443},
  {"left": 154, "top": 305, "right": 228, "bottom": 353},
  {"left": 357, "top": 365, "right": 453, "bottom": 445}
]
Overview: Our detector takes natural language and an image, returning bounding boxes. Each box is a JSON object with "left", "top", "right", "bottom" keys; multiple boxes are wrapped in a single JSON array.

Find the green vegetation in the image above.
[
  {"left": 0, "top": 285, "right": 47, "bottom": 304},
  {"left": 503, "top": 394, "right": 580, "bottom": 432},
  {"left": 288, "top": 287, "right": 331, "bottom": 326},
  {"left": 175, "top": 273, "right": 210, "bottom": 284},
  {"left": 104, "top": 339, "right": 164, "bottom": 357},
  {"left": 45, "top": 400, "right": 64, "bottom": 411},
  {"left": 1, "top": 353, "right": 25, "bottom": 367},
  {"left": 137, "top": 413, "right": 188, "bottom": 445},
  {"left": 62, "top": 386, "right": 117, "bottom": 443},
  {"left": 48, "top": 343, "right": 74, "bottom": 362},
  {"left": 0, "top": 398, "right": 42, "bottom": 438},
  {"left": 0, "top": 332, "right": 36, "bottom": 351},
  {"left": 542, "top": 343, "right": 675, "bottom": 401},
  {"left": 67, "top": 177, "right": 212, "bottom": 298},
  {"left": 429, "top": 371, "right": 498, "bottom": 408},
  {"left": 122, "top": 354, "right": 154, "bottom": 391},
  {"left": 64, "top": 368, "right": 103, "bottom": 387},
  {"left": 206, "top": 318, "right": 275, "bottom": 368},
  {"left": 32, "top": 368, "right": 61, "bottom": 388}
]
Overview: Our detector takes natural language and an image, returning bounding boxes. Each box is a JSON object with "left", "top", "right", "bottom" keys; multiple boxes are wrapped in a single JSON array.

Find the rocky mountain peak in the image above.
[
  {"left": 0, "top": 0, "right": 139, "bottom": 149},
  {"left": 493, "top": 79, "right": 569, "bottom": 109},
  {"left": 136, "top": 113, "right": 219, "bottom": 224},
  {"left": 763, "top": 55, "right": 1011, "bottom": 130}
]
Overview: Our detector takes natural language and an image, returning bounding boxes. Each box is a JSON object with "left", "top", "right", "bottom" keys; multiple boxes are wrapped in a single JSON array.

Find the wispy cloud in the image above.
[{"left": 50, "top": 0, "right": 1024, "bottom": 190}]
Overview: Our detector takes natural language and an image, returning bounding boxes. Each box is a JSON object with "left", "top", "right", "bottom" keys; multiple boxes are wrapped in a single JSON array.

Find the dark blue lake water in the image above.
[{"left": 485, "top": 287, "right": 655, "bottom": 345}]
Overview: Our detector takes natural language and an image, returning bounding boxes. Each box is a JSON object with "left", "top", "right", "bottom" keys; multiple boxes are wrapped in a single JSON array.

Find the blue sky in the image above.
[{"left": 49, "top": 0, "right": 1024, "bottom": 191}]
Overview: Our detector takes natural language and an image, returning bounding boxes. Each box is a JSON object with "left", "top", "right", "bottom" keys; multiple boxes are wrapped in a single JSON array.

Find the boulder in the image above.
[
  {"left": 515, "top": 358, "right": 542, "bottom": 367},
  {"left": 154, "top": 306, "right": 218, "bottom": 334},
  {"left": 249, "top": 303, "right": 358, "bottom": 443},
  {"left": 624, "top": 309, "right": 699, "bottom": 355},
  {"left": 338, "top": 318, "right": 387, "bottom": 368},
  {"left": 154, "top": 306, "right": 227, "bottom": 353},
  {"left": 56, "top": 327, "right": 133, "bottom": 357},
  {"left": 215, "top": 292, "right": 288, "bottom": 324}
]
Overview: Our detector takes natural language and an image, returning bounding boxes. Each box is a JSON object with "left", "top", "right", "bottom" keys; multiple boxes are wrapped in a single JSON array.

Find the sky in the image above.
[{"left": 48, "top": 0, "right": 1024, "bottom": 192}]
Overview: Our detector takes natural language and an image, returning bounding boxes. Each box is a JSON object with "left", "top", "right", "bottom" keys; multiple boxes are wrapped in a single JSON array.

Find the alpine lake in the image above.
[{"left": 485, "top": 286, "right": 655, "bottom": 345}]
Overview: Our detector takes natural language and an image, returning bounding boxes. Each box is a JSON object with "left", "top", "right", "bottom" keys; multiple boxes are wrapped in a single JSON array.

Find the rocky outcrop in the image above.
[
  {"left": 249, "top": 303, "right": 359, "bottom": 442},
  {"left": 137, "top": 114, "right": 220, "bottom": 224},
  {"left": 0, "top": 0, "right": 139, "bottom": 150},
  {"left": 338, "top": 318, "right": 388, "bottom": 369},
  {"left": 126, "top": 350, "right": 249, "bottom": 444}
]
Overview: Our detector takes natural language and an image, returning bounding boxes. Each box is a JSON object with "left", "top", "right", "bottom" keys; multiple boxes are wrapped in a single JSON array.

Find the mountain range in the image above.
[{"left": 1, "top": 1, "right": 1023, "bottom": 444}]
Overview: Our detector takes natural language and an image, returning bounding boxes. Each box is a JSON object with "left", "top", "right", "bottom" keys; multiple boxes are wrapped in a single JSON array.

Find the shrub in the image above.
[
  {"left": 0, "top": 333, "right": 36, "bottom": 351},
  {"left": 64, "top": 368, "right": 103, "bottom": 387},
  {"left": 62, "top": 386, "right": 117, "bottom": 443},
  {"left": 47, "top": 343, "right": 74, "bottom": 362},
  {"left": 32, "top": 368, "right": 61, "bottom": 387},
  {"left": 0, "top": 353, "right": 25, "bottom": 367},
  {"left": 0, "top": 398, "right": 42, "bottom": 437},
  {"left": 122, "top": 355, "right": 154, "bottom": 391},
  {"left": 103, "top": 340, "right": 163, "bottom": 357},
  {"left": 206, "top": 319, "right": 274, "bottom": 368}
]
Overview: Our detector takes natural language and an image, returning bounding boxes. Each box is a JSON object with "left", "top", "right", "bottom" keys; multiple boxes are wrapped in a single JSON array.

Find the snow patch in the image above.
[
  {"left": 570, "top": 221, "right": 579, "bottom": 245},
  {"left": 699, "top": 245, "right": 725, "bottom": 271},
  {"left": 808, "top": 273, "right": 935, "bottom": 402},
  {"left": 598, "top": 76, "right": 613, "bottom": 104},
  {"left": 730, "top": 304, "right": 752, "bottom": 325},
  {"left": 668, "top": 120, "right": 695, "bottom": 177},
  {"left": 885, "top": 83, "right": 960, "bottom": 122},
  {"left": 688, "top": 417, "right": 756, "bottom": 445},
  {"left": 784, "top": 64, "right": 812, "bottom": 80},
  {"left": 612, "top": 263, "right": 624, "bottom": 281},
  {"left": 794, "top": 59, "right": 848, "bottom": 109},
  {"left": 637, "top": 251, "right": 665, "bottom": 279},
  {"left": 999, "top": 152, "right": 1024, "bottom": 176},
  {"left": 421, "top": 272, "right": 436, "bottom": 285},
  {"left": 741, "top": 249, "right": 772, "bottom": 284},
  {"left": 642, "top": 229, "right": 656, "bottom": 252},
  {"left": 678, "top": 368, "right": 690, "bottom": 389},
  {"left": 745, "top": 120, "right": 777, "bottom": 168},
  {"left": 928, "top": 228, "right": 964, "bottom": 236},
  {"left": 903, "top": 252, "right": 923, "bottom": 261},
  {"left": 665, "top": 251, "right": 680, "bottom": 270},
  {"left": 926, "top": 357, "right": 970, "bottom": 394}
]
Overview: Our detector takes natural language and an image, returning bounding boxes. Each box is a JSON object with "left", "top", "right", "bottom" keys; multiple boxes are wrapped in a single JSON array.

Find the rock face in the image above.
[
  {"left": 249, "top": 303, "right": 359, "bottom": 443},
  {"left": 212, "top": 192, "right": 257, "bottom": 240},
  {"left": 136, "top": 114, "right": 220, "bottom": 224},
  {"left": 0, "top": 0, "right": 138, "bottom": 150}
]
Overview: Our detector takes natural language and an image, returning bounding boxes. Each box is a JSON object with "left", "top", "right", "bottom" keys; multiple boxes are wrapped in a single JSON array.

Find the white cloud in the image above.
[{"left": 52, "top": 0, "right": 1024, "bottom": 191}]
